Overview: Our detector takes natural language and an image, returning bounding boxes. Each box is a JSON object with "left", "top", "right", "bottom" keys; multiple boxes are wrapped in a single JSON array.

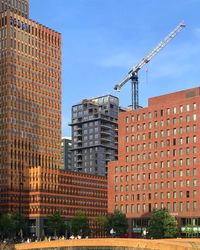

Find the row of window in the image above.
[
  {"left": 125, "top": 129, "right": 197, "bottom": 143},
  {"left": 125, "top": 154, "right": 197, "bottom": 166},
  {"left": 125, "top": 103, "right": 197, "bottom": 123},
  {"left": 126, "top": 123, "right": 197, "bottom": 135},
  {"left": 116, "top": 200, "right": 197, "bottom": 214},
  {"left": 115, "top": 168, "right": 197, "bottom": 183},
  {"left": 115, "top": 179, "right": 198, "bottom": 192},
  {"left": 115, "top": 190, "right": 197, "bottom": 202}
]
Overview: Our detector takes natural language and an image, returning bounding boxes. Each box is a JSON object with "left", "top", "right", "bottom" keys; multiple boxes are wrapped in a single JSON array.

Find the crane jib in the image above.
[{"left": 114, "top": 21, "right": 186, "bottom": 110}]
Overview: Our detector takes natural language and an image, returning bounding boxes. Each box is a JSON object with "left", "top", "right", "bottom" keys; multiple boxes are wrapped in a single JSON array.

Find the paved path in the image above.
[{"left": 15, "top": 238, "right": 200, "bottom": 250}]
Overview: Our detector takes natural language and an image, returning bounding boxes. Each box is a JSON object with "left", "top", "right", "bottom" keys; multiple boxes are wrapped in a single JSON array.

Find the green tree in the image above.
[
  {"left": 94, "top": 215, "right": 108, "bottom": 235},
  {"left": 46, "top": 212, "right": 66, "bottom": 237},
  {"left": 11, "top": 213, "right": 27, "bottom": 238},
  {"left": 71, "top": 211, "right": 90, "bottom": 237},
  {"left": 107, "top": 210, "right": 128, "bottom": 237},
  {"left": 148, "top": 208, "right": 177, "bottom": 239},
  {"left": 0, "top": 213, "right": 13, "bottom": 239},
  {"left": 185, "top": 224, "right": 195, "bottom": 238}
]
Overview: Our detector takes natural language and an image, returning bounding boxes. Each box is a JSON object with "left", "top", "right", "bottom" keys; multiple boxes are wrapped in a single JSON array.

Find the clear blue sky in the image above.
[{"left": 30, "top": 0, "right": 200, "bottom": 136}]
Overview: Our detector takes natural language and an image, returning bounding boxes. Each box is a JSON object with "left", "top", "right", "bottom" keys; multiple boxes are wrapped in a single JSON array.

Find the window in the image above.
[
  {"left": 180, "top": 202, "right": 183, "bottom": 212},
  {"left": 137, "top": 204, "right": 140, "bottom": 213},
  {"left": 179, "top": 105, "right": 183, "bottom": 113},
  {"left": 193, "top": 201, "right": 197, "bottom": 211},
  {"left": 166, "top": 119, "right": 170, "bottom": 125},
  {"left": 186, "top": 115, "right": 190, "bottom": 122},
  {"left": 186, "top": 202, "right": 190, "bottom": 212},
  {"left": 193, "top": 114, "right": 197, "bottom": 121},
  {"left": 173, "top": 202, "right": 177, "bottom": 212},
  {"left": 193, "top": 103, "right": 196, "bottom": 110},
  {"left": 166, "top": 130, "right": 170, "bottom": 136},
  {"left": 186, "top": 104, "right": 190, "bottom": 112},
  {"left": 167, "top": 108, "right": 170, "bottom": 115},
  {"left": 173, "top": 107, "right": 177, "bottom": 114},
  {"left": 148, "top": 122, "right": 152, "bottom": 129}
]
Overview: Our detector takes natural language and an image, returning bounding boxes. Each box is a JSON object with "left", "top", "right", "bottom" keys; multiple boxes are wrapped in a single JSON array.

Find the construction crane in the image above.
[{"left": 114, "top": 22, "right": 186, "bottom": 110}]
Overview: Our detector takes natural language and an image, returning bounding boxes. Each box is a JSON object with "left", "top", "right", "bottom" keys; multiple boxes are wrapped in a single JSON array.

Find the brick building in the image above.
[
  {"left": 108, "top": 87, "right": 200, "bottom": 237},
  {"left": 0, "top": 0, "right": 62, "bottom": 214},
  {"left": 28, "top": 169, "right": 107, "bottom": 237},
  {"left": 0, "top": 0, "right": 29, "bottom": 17},
  {"left": 0, "top": 0, "right": 108, "bottom": 239}
]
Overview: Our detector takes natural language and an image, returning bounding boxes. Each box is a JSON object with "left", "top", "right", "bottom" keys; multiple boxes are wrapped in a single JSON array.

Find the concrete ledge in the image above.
[{"left": 15, "top": 238, "right": 200, "bottom": 250}]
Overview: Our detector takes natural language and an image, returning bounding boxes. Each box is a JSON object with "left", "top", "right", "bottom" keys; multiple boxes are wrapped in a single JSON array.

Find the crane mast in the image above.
[{"left": 114, "top": 22, "right": 186, "bottom": 110}]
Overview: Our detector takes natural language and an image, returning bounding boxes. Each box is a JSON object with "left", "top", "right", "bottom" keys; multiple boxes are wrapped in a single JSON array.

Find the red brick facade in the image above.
[{"left": 108, "top": 87, "right": 200, "bottom": 236}]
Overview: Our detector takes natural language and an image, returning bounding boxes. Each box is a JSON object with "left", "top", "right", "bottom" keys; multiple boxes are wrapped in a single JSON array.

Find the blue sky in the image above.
[{"left": 30, "top": 0, "right": 200, "bottom": 136}]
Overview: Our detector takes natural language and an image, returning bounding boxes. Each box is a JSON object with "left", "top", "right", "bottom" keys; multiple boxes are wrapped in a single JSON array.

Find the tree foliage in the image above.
[
  {"left": 94, "top": 215, "right": 108, "bottom": 235},
  {"left": 148, "top": 208, "right": 178, "bottom": 239},
  {"left": 71, "top": 211, "right": 90, "bottom": 237},
  {"left": 46, "top": 211, "right": 66, "bottom": 237},
  {"left": 0, "top": 212, "right": 27, "bottom": 240},
  {"left": 106, "top": 210, "right": 128, "bottom": 237}
]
